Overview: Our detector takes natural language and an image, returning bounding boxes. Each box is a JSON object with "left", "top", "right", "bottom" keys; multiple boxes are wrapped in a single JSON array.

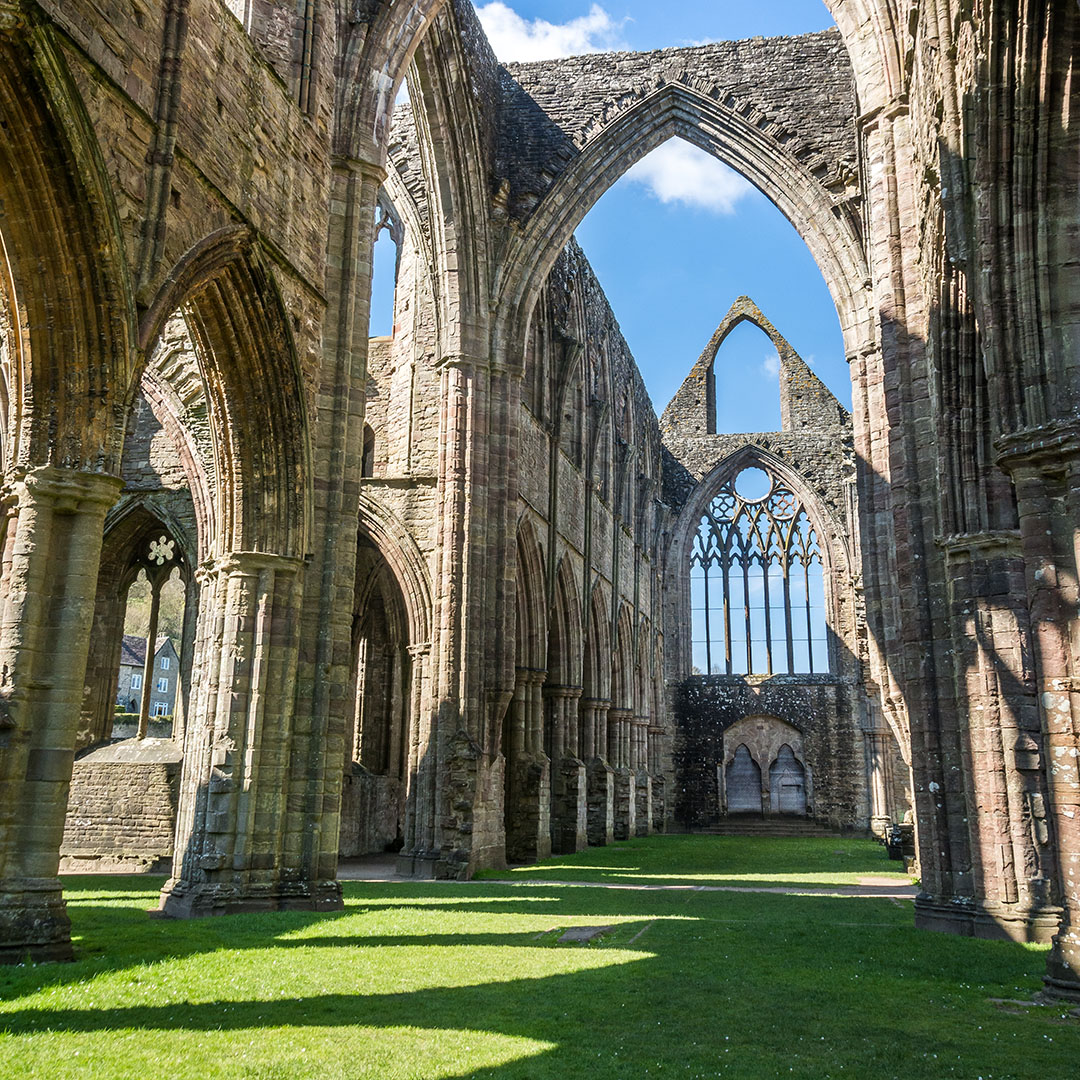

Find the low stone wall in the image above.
[{"left": 60, "top": 739, "right": 183, "bottom": 873}]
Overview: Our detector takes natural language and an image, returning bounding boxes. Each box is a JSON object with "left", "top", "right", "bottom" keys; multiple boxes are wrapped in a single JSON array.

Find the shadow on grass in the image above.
[{"left": 1, "top": 876, "right": 1071, "bottom": 1080}]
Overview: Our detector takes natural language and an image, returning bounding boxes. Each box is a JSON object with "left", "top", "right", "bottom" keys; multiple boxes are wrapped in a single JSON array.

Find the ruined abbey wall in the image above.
[{"left": 1, "top": 0, "right": 1079, "bottom": 1002}]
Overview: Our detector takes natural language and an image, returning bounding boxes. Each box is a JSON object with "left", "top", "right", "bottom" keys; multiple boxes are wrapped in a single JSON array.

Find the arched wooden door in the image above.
[
  {"left": 769, "top": 745, "right": 807, "bottom": 815},
  {"left": 726, "top": 745, "right": 762, "bottom": 813}
]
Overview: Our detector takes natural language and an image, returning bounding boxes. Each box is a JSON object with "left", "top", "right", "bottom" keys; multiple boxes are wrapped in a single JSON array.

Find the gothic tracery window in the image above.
[{"left": 690, "top": 465, "right": 828, "bottom": 675}]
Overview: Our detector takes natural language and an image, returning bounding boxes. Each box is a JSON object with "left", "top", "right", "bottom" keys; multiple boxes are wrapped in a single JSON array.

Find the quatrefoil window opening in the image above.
[{"left": 148, "top": 536, "right": 176, "bottom": 566}]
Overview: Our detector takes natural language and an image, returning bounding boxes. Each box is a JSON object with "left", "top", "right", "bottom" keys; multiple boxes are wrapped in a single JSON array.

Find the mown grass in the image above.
[
  {"left": 478, "top": 832, "right": 914, "bottom": 888},
  {"left": 0, "top": 837, "right": 1074, "bottom": 1079}
]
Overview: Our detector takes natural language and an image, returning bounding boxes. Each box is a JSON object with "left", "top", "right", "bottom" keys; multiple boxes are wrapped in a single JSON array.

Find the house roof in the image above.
[{"left": 119, "top": 634, "right": 177, "bottom": 668}]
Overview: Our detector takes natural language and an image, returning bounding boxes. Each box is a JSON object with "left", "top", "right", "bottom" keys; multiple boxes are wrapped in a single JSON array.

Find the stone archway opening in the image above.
[{"left": 341, "top": 536, "right": 415, "bottom": 859}]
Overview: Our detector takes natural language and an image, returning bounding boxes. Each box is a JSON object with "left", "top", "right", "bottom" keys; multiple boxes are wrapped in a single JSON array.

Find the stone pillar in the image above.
[
  {"left": 648, "top": 723, "right": 666, "bottom": 832},
  {"left": 398, "top": 643, "right": 436, "bottom": 876},
  {"left": 0, "top": 466, "right": 121, "bottom": 963},
  {"left": 865, "top": 729, "right": 894, "bottom": 839},
  {"left": 1001, "top": 448, "right": 1080, "bottom": 998},
  {"left": 504, "top": 669, "right": 550, "bottom": 863},
  {"left": 288, "top": 150, "right": 383, "bottom": 896},
  {"left": 548, "top": 685, "right": 586, "bottom": 854},
  {"left": 938, "top": 534, "right": 1060, "bottom": 942},
  {"left": 631, "top": 719, "right": 652, "bottom": 836},
  {"left": 582, "top": 698, "right": 614, "bottom": 846},
  {"left": 159, "top": 552, "right": 324, "bottom": 917},
  {"left": 136, "top": 575, "right": 164, "bottom": 740},
  {"left": 609, "top": 707, "right": 636, "bottom": 841}
]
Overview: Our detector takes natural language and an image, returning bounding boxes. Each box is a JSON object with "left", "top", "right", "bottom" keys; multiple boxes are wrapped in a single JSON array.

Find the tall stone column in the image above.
[
  {"left": 865, "top": 729, "right": 894, "bottom": 838},
  {"left": 399, "top": 644, "right": 435, "bottom": 875},
  {"left": 286, "top": 151, "right": 382, "bottom": 897},
  {"left": 0, "top": 466, "right": 121, "bottom": 962},
  {"left": 648, "top": 722, "right": 666, "bottom": 832},
  {"left": 609, "top": 707, "right": 636, "bottom": 841},
  {"left": 582, "top": 697, "right": 614, "bottom": 846},
  {"left": 548, "top": 685, "right": 586, "bottom": 854},
  {"left": 160, "top": 552, "right": 319, "bottom": 917},
  {"left": 632, "top": 718, "right": 652, "bottom": 837},
  {"left": 504, "top": 668, "right": 551, "bottom": 862},
  {"left": 1001, "top": 444, "right": 1080, "bottom": 998},
  {"left": 941, "top": 534, "right": 1059, "bottom": 942}
]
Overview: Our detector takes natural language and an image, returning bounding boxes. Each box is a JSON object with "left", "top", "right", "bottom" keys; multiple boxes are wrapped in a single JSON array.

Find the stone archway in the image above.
[{"left": 726, "top": 746, "right": 763, "bottom": 814}]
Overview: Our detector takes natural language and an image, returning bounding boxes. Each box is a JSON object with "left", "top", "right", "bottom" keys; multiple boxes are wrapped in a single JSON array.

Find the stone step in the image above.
[{"left": 695, "top": 816, "right": 851, "bottom": 839}]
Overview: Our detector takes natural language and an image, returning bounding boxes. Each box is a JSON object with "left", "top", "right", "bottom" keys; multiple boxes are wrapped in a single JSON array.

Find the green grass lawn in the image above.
[
  {"left": 0, "top": 837, "right": 1075, "bottom": 1079},
  {"left": 477, "top": 833, "right": 915, "bottom": 888}
]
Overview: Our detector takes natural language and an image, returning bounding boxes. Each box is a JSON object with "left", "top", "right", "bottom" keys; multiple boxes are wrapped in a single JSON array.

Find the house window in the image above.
[
  {"left": 690, "top": 465, "right": 828, "bottom": 675},
  {"left": 157, "top": 677, "right": 169, "bottom": 693},
  {"left": 130, "top": 673, "right": 142, "bottom": 690},
  {"left": 160, "top": 656, "right": 170, "bottom": 670},
  {"left": 153, "top": 701, "right": 168, "bottom": 717}
]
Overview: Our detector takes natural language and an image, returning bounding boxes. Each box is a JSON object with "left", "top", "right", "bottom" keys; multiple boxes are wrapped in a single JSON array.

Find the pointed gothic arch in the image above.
[
  {"left": 139, "top": 229, "right": 312, "bottom": 560},
  {"left": 495, "top": 81, "right": 869, "bottom": 364},
  {"left": 0, "top": 22, "right": 133, "bottom": 472}
]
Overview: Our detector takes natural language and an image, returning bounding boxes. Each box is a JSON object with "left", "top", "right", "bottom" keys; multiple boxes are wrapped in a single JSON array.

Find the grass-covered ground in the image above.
[
  {"left": 477, "top": 833, "right": 915, "bottom": 888},
  {"left": 0, "top": 836, "right": 1075, "bottom": 1079}
]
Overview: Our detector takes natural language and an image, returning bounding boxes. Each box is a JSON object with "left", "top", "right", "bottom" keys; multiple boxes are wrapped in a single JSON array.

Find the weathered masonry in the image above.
[
  {"left": 0, "top": 1, "right": 1078, "bottom": 1004},
  {"left": 663, "top": 298, "right": 906, "bottom": 835}
]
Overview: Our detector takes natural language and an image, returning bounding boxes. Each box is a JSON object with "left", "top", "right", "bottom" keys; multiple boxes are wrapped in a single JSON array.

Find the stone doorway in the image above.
[
  {"left": 769, "top": 744, "right": 807, "bottom": 815},
  {"left": 726, "top": 745, "right": 762, "bottom": 813}
]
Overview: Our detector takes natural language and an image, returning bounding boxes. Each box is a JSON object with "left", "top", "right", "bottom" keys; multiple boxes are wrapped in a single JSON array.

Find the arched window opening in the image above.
[
  {"left": 571, "top": 134, "right": 848, "bottom": 420},
  {"left": 370, "top": 197, "right": 402, "bottom": 338},
  {"left": 362, "top": 423, "right": 377, "bottom": 478},
  {"left": 708, "top": 320, "right": 783, "bottom": 434},
  {"left": 690, "top": 465, "right": 828, "bottom": 676},
  {"left": 116, "top": 537, "right": 187, "bottom": 739},
  {"left": 342, "top": 537, "right": 412, "bottom": 856}
]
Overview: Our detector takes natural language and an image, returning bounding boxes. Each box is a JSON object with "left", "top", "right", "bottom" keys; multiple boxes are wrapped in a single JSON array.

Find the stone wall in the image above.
[{"left": 60, "top": 740, "right": 183, "bottom": 873}]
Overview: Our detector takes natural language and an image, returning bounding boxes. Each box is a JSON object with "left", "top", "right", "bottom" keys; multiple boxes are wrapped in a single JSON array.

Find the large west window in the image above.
[{"left": 690, "top": 465, "right": 828, "bottom": 675}]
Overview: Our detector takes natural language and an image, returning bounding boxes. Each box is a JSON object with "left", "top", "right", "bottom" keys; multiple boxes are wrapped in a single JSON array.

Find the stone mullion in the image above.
[
  {"left": 0, "top": 466, "right": 121, "bottom": 963},
  {"left": 137, "top": 576, "right": 164, "bottom": 739}
]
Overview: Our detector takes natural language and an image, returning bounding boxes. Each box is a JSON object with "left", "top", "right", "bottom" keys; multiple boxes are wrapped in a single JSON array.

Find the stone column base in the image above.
[
  {"left": 552, "top": 757, "right": 587, "bottom": 854},
  {"left": 586, "top": 759, "right": 615, "bottom": 846},
  {"left": 158, "top": 877, "right": 343, "bottom": 919},
  {"left": 1045, "top": 927, "right": 1080, "bottom": 1002},
  {"left": 915, "top": 893, "right": 1062, "bottom": 944},
  {"left": 395, "top": 851, "right": 439, "bottom": 879},
  {"left": 0, "top": 879, "right": 73, "bottom": 964},
  {"left": 613, "top": 768, "right": 637, "bottom": 841},
  {"left": 505, "top": 753, "right": 551, "bottom": 864},
  {"left": 634, "top": 773, "right": 653, "bottom": 837}
]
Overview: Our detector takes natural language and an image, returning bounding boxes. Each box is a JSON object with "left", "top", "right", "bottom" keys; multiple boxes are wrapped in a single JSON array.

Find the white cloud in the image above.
[
  {"left": 624, "top": 140, "right": 754, "bottom": 214},
  {"left": 761, "top": 351, "right": 781, "bottom": 379},
  {"left": 477, "top": 3, "right": 626, "bottom": 62}
]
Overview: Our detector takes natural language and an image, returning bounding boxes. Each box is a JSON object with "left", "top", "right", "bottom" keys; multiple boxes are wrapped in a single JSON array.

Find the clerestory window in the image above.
[{"left": 690, "top": 465, "right": 828, "bottom": 675}]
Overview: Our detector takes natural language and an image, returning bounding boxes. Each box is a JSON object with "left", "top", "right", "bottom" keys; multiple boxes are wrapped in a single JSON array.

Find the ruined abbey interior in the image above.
[{"left": 0, "top": 0, "right": 1078, "bottom": 1004}]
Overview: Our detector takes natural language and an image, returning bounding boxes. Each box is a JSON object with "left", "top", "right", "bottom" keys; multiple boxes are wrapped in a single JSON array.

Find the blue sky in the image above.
[{"left": 374, "top": 1, "right": 848, "bottom": 430}]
